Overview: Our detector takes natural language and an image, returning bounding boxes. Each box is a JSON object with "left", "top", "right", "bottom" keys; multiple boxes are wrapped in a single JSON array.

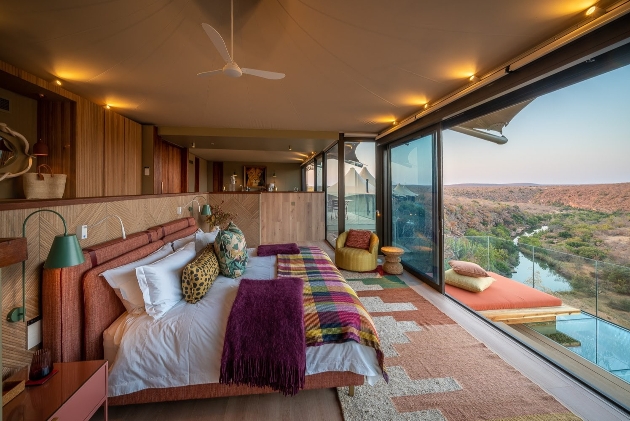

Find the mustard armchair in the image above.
[{"left": 335, "top": 231, "right": 379, "bottom": 272}]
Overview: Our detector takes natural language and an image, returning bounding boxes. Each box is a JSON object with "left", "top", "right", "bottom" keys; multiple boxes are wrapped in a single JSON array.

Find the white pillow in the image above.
[
  {"left": 101, "top": 244, "right": 173, "bottom": 312},
  {"left": 136, "top": 241, "right": 196, "bottom": 319},
  {"left": 195, "top": 229, "right": 220, "bottom": 252},
  {"left": 172, "top": 231, "right": 197, "bottom": 251}
]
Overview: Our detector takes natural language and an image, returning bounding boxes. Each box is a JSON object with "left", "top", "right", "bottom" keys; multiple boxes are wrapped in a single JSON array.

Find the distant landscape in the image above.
[
  {"left": 444, "top": 183, "right": 630, "bottom": 265},
  {"left": 443, "top": 182, "right": 630, "bottom": 327}
]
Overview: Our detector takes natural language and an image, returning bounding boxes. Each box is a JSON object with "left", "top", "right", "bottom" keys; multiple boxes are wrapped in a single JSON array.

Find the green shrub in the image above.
[
  {"left": 565, "top": 240, "right": 589, "bottom": 248},
  {"left": 568, "top": 274, "right": 595, "bottom": 294},
  {"left": 608, "top": 298, "right": 630, "bottom": 312},
  {"left": 491, "top": 224, "right": 511, "bottom": 239},
  {"left": 601, "top": 265, "right": 630, "bottom": 295},
  {"left": 574, "top": 246, "right": 606, "bottom": 260}
]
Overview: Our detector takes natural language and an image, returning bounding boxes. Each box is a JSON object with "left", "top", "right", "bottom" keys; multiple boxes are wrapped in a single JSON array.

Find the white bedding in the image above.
[{"left": 106, "top": 250, "right": 382, "bottom": 397}]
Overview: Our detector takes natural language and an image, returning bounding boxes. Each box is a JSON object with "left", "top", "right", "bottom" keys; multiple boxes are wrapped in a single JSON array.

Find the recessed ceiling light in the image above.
[
  {"left": 424, "top": 103, "right": 429, "bottom": 109},
  {"left": 586, "top": 5, "right": 604, "bottom": 17},
  {"left": 104, "top": 104, "right": 111, "bottom": 109},
  {"left": 392, "top": 121, "right": 398, "bottom": 126},
  {"left": 469, "top": 75, "right": 480, "bottom": 83},
  {"left": 289, "top": 145, "right": 292, "bottom": 151},
  {"left": 55, "top": 80, "right": 62, "bottom": 86}
]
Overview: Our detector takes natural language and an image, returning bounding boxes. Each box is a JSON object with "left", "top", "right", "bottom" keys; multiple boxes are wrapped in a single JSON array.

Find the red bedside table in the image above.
[{"left": 3, "top": 360, "right": 108, "bottom": 421}]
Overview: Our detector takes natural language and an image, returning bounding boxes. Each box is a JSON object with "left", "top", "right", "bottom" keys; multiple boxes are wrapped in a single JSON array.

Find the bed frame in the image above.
[{"left": 42, "top": 217, "right": 363, "bottom": 405}]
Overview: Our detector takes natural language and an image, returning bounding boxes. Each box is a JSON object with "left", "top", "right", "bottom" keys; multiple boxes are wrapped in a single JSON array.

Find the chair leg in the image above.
[{"left": 348, "top": 385, "right": 355, "bottom": 397}]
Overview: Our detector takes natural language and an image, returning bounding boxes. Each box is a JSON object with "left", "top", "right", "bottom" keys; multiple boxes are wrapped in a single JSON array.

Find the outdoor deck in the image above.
[{"left": 326, "top": 211, "right": 375, "bottom": 244}]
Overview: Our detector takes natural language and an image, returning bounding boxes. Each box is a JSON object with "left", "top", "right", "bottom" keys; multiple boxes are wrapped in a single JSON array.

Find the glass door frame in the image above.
[{"left": 379, "top": 123, "right": 444, "bottom": 293}]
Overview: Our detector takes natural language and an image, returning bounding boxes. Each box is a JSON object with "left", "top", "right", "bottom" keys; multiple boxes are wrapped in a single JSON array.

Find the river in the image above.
[{"left": 510, "top": 226, "right": 573, "bottom": 292}]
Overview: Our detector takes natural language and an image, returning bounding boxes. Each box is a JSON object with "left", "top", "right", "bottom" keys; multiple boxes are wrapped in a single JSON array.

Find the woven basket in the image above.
[{"left": 23, "top": 164, "right": 66, "bottom": 199}]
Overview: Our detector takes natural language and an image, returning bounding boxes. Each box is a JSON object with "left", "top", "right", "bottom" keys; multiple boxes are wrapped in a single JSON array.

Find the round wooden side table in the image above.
[{"left": 381, "top": 246, "right": 404, "bottom": 275}]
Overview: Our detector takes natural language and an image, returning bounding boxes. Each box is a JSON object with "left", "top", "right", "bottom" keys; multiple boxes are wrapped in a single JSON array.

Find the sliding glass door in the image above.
[
  {"left": 344, "top": 142, "right": 376, "bottom": 233},
  {"left": 326, "top": 144, "right": 339, "bottom": 244},
  {"left": 389, "top": 128, "right": 443, "bottom": 291}
]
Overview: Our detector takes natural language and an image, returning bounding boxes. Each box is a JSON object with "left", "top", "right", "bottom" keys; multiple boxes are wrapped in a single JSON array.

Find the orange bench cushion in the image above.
[{"left": 445, "top": 271, "right": 562, "bottom": 311}]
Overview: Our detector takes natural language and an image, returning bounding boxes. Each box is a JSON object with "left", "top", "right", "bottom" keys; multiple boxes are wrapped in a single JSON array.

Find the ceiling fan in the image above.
[{"left": 197, "top": 0, "right": 285, "bottom": 80}]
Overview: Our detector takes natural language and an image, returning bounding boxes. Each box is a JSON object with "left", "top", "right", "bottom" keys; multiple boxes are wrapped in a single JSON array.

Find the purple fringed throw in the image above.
[
  {"left": 257, "top": 243, "right": 300, "bottom": 257},
  {"left": 220, "top": 278, "right": 306, "bottom": 396}
]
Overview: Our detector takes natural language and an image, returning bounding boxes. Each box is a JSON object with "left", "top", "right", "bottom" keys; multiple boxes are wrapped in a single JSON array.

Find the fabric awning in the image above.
[
  {"left": 328, "top": 167, "right": 375, "bottom": 196},
  {"left": 359, "top": 167, "right": 376, "bottom": 187},
  {"left": 393, "top": 183, "right": 418, "bottom": 197},
  {"left": 451, "top": 99, "right": 534, "bottom": 144}
]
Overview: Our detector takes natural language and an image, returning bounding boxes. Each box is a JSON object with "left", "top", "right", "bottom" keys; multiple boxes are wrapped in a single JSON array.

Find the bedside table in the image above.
[{"left": 2, "top": 360, "right": 108, "bottom": 421}]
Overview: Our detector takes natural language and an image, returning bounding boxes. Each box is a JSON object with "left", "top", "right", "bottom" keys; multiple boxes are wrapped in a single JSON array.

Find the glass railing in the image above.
[{"left": 445, "top": 235, "right": 630, "bottom": 383}]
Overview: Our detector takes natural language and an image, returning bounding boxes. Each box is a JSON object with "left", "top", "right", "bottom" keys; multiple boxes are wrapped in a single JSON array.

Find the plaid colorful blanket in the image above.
[{"left": 277, "top": 246, "right": 388, "bottom": 381}]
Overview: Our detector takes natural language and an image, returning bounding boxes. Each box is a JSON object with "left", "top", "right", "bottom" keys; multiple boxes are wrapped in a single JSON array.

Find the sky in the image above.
[
  {"left": 319, "top": 63, "right": 630, "bottom": 187},
  {"left": 442, "top": 64, "right": 630, "bottom": 185}
]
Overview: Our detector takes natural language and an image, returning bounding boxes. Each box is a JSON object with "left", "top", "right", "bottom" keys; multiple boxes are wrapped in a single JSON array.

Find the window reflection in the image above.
[{"left": 390, "top": 135, "right": 437, "bottom": 279}]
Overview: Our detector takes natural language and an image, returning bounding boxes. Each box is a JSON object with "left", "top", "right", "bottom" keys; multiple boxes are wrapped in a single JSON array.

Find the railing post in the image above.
[
  {"left": 595, "top": 260, "right": 598, "bottom": 317},
  {"left": 532, "top": 246, "right": 535, "bottom": 288},
  {"left": 487, "top": 236, "right": 490, "bottom": 270}
]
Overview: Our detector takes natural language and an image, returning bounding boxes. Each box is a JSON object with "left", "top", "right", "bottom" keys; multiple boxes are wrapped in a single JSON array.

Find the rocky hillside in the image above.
[
  {"left": 443, "top": 197, "right": 535, "bottom": 237},
  {"left": 533, "top": 183, "right": 630, "bottom": 213},
  {"left": 445, "top": 183, "right": 630, "bottom": 213}
]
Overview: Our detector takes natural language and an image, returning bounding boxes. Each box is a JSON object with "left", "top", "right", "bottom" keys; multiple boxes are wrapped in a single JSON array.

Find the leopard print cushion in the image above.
[{"left": 181, "top": 246, "right": 220, "bottom": 303}]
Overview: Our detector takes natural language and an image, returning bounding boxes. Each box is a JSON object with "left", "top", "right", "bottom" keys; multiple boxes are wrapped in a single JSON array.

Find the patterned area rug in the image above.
[
  {"left": 337, "top": 275, "right": 582, "bottom": 421},
  {"left": 339, "top": 265, "right": 384, "bottom": 280}
]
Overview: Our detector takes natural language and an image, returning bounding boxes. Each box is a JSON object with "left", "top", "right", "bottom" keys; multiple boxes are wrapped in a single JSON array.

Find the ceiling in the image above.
[
  {"left": 0, "top": 0, "right": 605, "bottom": 162},
  {"left": 159, "top": 127, "right": 336, "bottom": 162}
]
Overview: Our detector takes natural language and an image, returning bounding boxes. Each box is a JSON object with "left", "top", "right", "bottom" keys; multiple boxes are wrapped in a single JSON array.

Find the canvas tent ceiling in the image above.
[{"left": 0, "top": 0, "right": 600, "bottom": 138}]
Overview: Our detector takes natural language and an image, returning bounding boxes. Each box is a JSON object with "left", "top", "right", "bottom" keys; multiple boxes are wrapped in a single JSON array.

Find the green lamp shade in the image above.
[
  {"left": 44, "top": 234, "right": 85, "bottom": 269},
  {"left": 201, "top": 204, "right": 211, "bottom": 216}
]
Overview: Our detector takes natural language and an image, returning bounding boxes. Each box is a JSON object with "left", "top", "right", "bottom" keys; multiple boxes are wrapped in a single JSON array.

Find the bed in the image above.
[
  {"left": 446, "top": 271, "right": 580, "bottom": 324},
  {"left": 42, "top": 217, "right": 381, "bottom": 405}
]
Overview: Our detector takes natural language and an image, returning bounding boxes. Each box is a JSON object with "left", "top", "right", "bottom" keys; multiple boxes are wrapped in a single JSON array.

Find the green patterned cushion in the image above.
[
  {"left": 181, "top": 246, "right": 220, "bottom": 303},
  {"left": 213, "top": 222, "right": 248, "bottom": 278}
]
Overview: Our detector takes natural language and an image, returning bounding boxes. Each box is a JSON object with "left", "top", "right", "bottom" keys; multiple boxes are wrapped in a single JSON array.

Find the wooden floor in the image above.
[{"left": 92, "top": 241, "right": 630, "bottom": 421}]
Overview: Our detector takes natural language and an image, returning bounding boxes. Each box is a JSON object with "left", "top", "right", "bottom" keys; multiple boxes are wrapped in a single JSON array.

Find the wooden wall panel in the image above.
[
  {"left": 2, "top": 59, "right": 143, "bottom": 199},
  {"left": 124, "top": 119, "right": 142, "bottom": 195},
  {"left": 208, "top": 194, "right": 260, "bottom": 247},
  {"left": 37, "top": 100, "right": 76, "bottom": 198},
  {"left": 213, "top": 162, "right": 223, "bottom": 192},
  {"left": 75, "top": 99, "right": 104, "bottom": 198},
  {"left": 104, "top": 110, "right": 125, "bottom": 196},
  {"left": 0, "top": 193, "right": 208, "bottom": 375},
  {"left": 154, "top": 136, "right": 185, "bottom": 194},
  {"left": 260, "top": 193, "right": 325, "bottom": 244}
]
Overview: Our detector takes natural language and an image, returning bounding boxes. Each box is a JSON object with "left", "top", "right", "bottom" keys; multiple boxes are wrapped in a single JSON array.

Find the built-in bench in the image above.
[{"left": 446, "top": 272, "right": 580, "bottom": 324}]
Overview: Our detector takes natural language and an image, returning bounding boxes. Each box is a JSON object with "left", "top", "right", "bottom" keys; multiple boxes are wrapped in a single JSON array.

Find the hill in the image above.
[{"left": 445, "top": 183, "right": 630, "bottom": 213}]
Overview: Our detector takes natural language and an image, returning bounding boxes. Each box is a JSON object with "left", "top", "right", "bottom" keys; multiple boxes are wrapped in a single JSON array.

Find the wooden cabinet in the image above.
[{"left": 2, "top": 360, "right": 108, "bottom": 421}]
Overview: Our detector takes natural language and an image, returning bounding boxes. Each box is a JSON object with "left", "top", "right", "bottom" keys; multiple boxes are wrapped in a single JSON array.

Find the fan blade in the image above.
[
  {"left": 201, "top": 23, "right": 232, "bottom": 64},
  {"left": 197, "top": 69, "right": 223, "bottom": 77},
  {"left": 241, "top": 68, "right": 285, "bottom": 80}
]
